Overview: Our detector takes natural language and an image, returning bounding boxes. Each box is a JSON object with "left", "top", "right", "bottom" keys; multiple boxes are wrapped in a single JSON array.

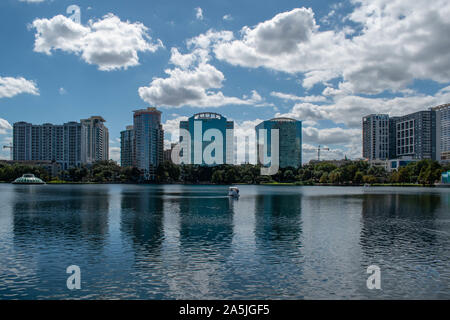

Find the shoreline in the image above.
[{"left": 1, "top": 181, "right": 443, "bottom": 187}]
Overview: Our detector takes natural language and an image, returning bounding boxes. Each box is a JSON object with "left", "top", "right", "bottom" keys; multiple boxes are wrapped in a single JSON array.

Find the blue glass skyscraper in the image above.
[
  {"left": 179, "top": 112, "right": 234, "bottom": 165},
  {"left": 255, "top": 118, "right": 302, "bottom": 168},
  {"left": 133, "top": 107, "right": 163, "bottom": 180}
]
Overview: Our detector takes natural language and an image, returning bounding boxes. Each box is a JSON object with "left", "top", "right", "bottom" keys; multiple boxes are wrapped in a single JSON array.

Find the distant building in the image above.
[
  {"left": 255, "top": 117, "right": 302, "bottom": 168},
  {"left": 387, "top": 158, "right": 419, "bottom": 172},
  {"left": 81, "top": 116, "right": 109, "bottom": 163},
  {"left": 245, "top": 136, "right": 250, "bottom": 164},
  {"left": 13, "top": 120, "right": 89, "bottom": 170},
  {"left": 309, "top": 159, "right": 352, "bottom": 167},
  {"left": 163, "top": 150, "right": 171, "bottom": 162},
  {"left": 442, "top": 171, "right": 450, "bottom": 184},
  {"left": 163, "top": 143, "right": 176, "bottom": 163},
  {"left": 432, "top": 103, "right": 450, "bottom": 162},
  {"left": 133, "top": 107, "right": 164, "bottom": 180},
  {"left": 120, "top": 125, "right": 135, "bottom": 167},
  {"left": 389, "top": 110, "right": 434, "bottom": 160},
  {"left": 234, "top": 136, "right": 237, "bottom": 165},
  {"left": 362, "top": 108, "right": 443, "bottom": 163},
  {"left": 179, "top": 112, "right": 234, "bottom": 165},
  {"left": 362, "top": 114, "right": 390, "bottom": 160}
]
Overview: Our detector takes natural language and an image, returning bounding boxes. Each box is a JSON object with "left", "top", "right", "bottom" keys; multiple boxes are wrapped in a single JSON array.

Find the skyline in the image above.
[{"left": 1, "top": 0, "right": 450, "bottom": 163}]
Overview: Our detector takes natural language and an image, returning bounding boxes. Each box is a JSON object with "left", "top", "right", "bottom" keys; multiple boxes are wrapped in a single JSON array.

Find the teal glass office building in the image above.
[
  {"left": 255, "top": 118, "right": 302, "bottom": 168},
  {"left": 133, "top": 107, "right": 164, "bottom": 180},
  {"left": 179, "top": 112, "right": 234, "bottom": 165},
  {"left": 442, "top": 171, "right": 450, "bottom": 184}
]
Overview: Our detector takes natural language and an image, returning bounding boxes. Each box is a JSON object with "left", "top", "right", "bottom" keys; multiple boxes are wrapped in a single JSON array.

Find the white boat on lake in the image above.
[{"left": 228, "top": 186, "right": 240, "bottom": 198}]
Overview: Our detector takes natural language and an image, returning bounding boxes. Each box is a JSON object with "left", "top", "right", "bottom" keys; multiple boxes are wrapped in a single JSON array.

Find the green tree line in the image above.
[
  {"left": 1, "top": 159, "right": 449, "bottom": 185},
  {"left": 156, "top": 159, "right": 450, "bottom": 186}
]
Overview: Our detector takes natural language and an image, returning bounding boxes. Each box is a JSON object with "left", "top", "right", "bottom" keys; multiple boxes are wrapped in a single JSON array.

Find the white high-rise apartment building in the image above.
[
  {"left": 362, "top": 114, "right": 390, "bottom": 160},
  {"left": 13, "top": 117, "right": 109, "bottom": 170},
  {"left": 81, "top": 116, "right": 109, "bottom": 163},
  {"left": 433, "top": 103, "right": 450, "bottom": 162}
]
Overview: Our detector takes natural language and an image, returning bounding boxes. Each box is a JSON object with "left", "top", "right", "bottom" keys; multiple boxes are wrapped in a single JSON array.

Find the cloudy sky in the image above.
[{"left": 1, "top": 0, "right": 450, "bottom": 163}]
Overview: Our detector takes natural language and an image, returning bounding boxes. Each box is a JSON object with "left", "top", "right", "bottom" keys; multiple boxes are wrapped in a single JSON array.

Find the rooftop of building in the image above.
[
  {"left": 192, "top": 112, "right": 224, "bottom": 120},
  {"left": 133, "top": 107, "right": 161, "bottom": 115},
  {"left": 431, "top": 103, "right": 450, "bottom": 111},
  {"left": 268, "top": 117, "right": 298, "bottom": 122},
  {"left": 363, "top": 114, "right": 389, "bottom": 119},
  {"left": 81, "top": 116, "right": 106, "bottom": 122}
]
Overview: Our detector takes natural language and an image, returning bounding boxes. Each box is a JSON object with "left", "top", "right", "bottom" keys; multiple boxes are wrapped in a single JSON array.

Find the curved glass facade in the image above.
[{"left": 255, "top": 118, "right": 302, "bottom": 168}]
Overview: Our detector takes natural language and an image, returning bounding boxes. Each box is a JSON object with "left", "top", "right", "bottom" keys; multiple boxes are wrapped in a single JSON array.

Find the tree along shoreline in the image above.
[{"left": 1, "top": 159, "right": 449, "bottom": 186}]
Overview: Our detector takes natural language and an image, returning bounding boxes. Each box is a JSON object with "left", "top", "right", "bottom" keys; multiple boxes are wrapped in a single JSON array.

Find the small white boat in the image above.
[{"left": 228, "top": 186, "right": 240, "bottom": 198}]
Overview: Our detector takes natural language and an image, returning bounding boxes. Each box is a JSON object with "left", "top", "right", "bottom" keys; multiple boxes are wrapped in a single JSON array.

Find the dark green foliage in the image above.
[
  {"left": 0, "top": 163, "right": 50, "bottom": 182},
  {"left": 1, "top": 159, "right": 446, "bottom": 185},
  {"left": 0, "top": 160, "right": 141, "bottom": 183}
]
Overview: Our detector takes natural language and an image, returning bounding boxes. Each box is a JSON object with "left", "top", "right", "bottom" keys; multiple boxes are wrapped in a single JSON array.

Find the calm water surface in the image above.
[{"left": 0, "top": 184, "right": 449, "bottom": 299}]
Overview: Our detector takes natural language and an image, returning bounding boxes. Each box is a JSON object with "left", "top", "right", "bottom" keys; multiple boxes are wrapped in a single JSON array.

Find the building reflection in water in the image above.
[
  {"left": 120, "top": 186, "right": 164, "bottom": 257},
  {"left": 2, "top": 184, "right": 449, "bottom": 299},
  {"left": 13, "top": 185, "right": 110, "bottom": 249},
  {"left": 119, "top": 185, "right": 235, "bottom": 298},
  {"left": 298, "top": 192, "right": 363, "bottom": 299},
  {"left": 8, "top": 185, "right": 110, "bottom": 298},
  {"left": 359, "top": 191, "right": 449, "bottom": 298},
  {"left": 244, "top": 190, "right": 304, "bottom": 298},
  {"left": 167, "top": 186, "right": 234, "bottom": 299}
]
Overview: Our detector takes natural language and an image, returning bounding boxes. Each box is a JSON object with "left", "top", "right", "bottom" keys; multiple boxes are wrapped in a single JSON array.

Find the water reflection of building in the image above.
[
  {"left": 250, "top": 191, "right": 305, "bottom": 297},
  {"left": 360, "top": 193, "right": 441, "bottom": 248},
  {"left": 12, "top": 186, "right": 110, "bottom": 250},
  {"left": 359, "top": 193, "right": 446, "bottom": 298},
  {"left": 254, "top": 193, "right": 303, "bottom": 247},
  {"left": 119, "top": 185, "right": 235, "bottom": 298},
  {"left": 177, "top": 195, "right": 234, "bottom": 248},
  {"left": 120, "top": 187, "right": 165, "bottom": 257}
]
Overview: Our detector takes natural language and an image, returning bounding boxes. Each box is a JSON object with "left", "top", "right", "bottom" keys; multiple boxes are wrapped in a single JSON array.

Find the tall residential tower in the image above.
[
  {"left": 133, "top": 107, "right": 164, "bottom": 180},
  {"left": 13, "top": 120, "right": 91, "bottom": 170},
  {"left": 81, "top": 116, "right": 109, "bottom": 164},
  {"left": 432, "top": 103, "right": 450, "bottom": 162},
  {"left": 362, "top": 114, "right": 390, "bottom": 160},
  {"left": 120, "top": 125, "right": 135, "bottom": 167}
]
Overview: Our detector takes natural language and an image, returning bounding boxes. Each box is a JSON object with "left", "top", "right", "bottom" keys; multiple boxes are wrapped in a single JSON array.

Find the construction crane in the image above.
[
  {"left": 317, "top": 145, "right": 329, "bottom": 161},
  {"left": 3, "top": 144, "right": 13, "bottom": 160}
]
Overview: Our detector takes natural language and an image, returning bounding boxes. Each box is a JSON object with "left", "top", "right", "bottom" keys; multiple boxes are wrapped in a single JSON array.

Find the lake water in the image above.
[{"left": 0, "top": 184, "right": 449, "bottom": 299}]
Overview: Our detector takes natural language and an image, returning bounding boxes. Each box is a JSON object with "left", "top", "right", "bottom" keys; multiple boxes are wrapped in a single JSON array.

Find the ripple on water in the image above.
[{"left": 0, "top": 184, "right": 449, "bottom": 299}]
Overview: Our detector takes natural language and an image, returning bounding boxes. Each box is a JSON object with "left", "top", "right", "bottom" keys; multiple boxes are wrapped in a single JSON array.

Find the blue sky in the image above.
[{"left": 1, "top": 0, "right": 450, "bottom": 162}]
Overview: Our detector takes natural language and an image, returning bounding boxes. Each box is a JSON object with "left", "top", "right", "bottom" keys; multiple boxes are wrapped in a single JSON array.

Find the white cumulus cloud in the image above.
[
  {"left": 139, "top": 31, "right": 271, "bottom": 108},
  {"left": 109, "top": 146, "right": 120, "bottom": 163},
  {"left": 31, "top": 13, "right": 163, "bottom": 71},
  {"left": 0, "top": 76, "right": 39, "bottom": 99},
  {"left": 213, "top": 1, "right": 450, "bottom": 95}
]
